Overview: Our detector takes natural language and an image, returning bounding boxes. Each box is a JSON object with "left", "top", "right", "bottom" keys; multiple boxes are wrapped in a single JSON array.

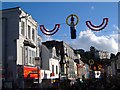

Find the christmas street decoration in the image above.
[
  {"left": 66, "top": 14, "right": 79, "bottom": 39},
  {"left": 40, "top": 24, "right": 60, "bottom": 36},
  {"left": 86, "top": 18, "right": 108, "bottom": 31}
]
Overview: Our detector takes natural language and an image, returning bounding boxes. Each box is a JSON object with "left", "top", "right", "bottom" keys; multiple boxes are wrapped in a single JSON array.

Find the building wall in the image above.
[
  {"left": 35, "top": 35, "right": 42, "bottom": 66},
  {"left": 117, "top": 54, "right": 120, "bottom": 69},
  {"left": 84, "top": 64, "right": 90, "bottom": 79},
  {"left": 79, "top": 60, "right": 85, "bottom": 79},
  {"left": 95, "top": 50, "right": 110, "bottom": 59},
  {"left": 74, "top": 62, "right": 77, "bottom": 77},
  {"left": 0, "top": 14, "right": 2, "bottom": 89},
  {"left": 42, "top": 40, "right": 76, "bottom": 79},
  {"left": 107, "top": 66, "right": 112, "bottom": 76},
  {"left": 111, "top": 61, "right": 116, "bottom": 76},
  {"left": 43, "top": 70, "right": 51, "bottom": 79},
  {"left": 49, "top": 58, "right": 59, "bottom": 79},
  {"left": 74, "top": 53, "right": 81, "bottom": 78},
  {"left": 2, "top": 8, "right": 20, "bottom": 84},
  {"left": 2, "top": 7, "right": 40, "bottom": 88},
  {"left": 49, "top": 47, "right": 59, "bottom": 79},
  {"left": 2, "top": 7, "right": 39, "bottom": 66},
  {"left": 17, "top": 8, "right": 38, "bottom": 66},
  {"left": 41, "top": 44, "right": 50, "bottom": 70},
  {"left": 63, "top": 42, "right": 75, "bottom": 78},
  {"left": 2, "top": 8, "right": 20, "bottom": 62}
]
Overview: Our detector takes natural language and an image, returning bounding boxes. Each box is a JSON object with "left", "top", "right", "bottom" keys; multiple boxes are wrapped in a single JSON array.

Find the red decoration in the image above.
[
  {"left": 50, "top": 72, "right": 55, "bottom": 77},
  {"left": 40, "top": 24, "right": 60, "bottom": 36},
  {"left": 94, "top": 66, "right": 97, "bottom": 70},
  {"left": 86, "top": 18, "right": 108, "bottom": 31}
]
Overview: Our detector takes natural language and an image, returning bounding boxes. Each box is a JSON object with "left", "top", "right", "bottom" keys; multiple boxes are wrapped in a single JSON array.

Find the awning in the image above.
[{"left": 23, "top": 40, "right": 36, "bottom": 48}]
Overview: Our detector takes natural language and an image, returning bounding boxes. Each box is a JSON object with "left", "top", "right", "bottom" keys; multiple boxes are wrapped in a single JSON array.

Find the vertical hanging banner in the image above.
[{"left": 66, "top": 14, "right": 79, "bottom": 39}]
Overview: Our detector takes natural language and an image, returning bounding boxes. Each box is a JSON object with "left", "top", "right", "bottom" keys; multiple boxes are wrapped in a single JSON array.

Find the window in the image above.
[
  {"left": 32, "top": 28, "right": 35, "bottom": 41},
  {"left": 32, "top": 51, "right": 35, "bottom": 64},
  {"left": 21, "top": 21, "right": 25, "bottom": 36},
  {"left": 29, "top": 49, "right": 32, "bottom": 63},
  {"left": 25, "top": 48, "right": 28, "bottom": 64},
  {"left": 52, "top": 65, "right": 54, "bottom": 73},
  {"left": 56, "top": 66, "right": 58, "bottom": 74},
  {"left": 28, "top": 25, "right": 31, "bottom": 39},
  {"left": 28, "top": 49, "right": 36, "bottom": 65}
]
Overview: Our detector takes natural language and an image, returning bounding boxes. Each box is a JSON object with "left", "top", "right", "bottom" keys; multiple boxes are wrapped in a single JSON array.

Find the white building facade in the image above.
[
  {"left": 40, "top": 45, "right": 60, "bottom": 79},
  {"left": 49, "top": 47, "right": 60, "bottom": 79},
  {"left": 17, "top": 8, "right": 39, "bottom": 66},
  {"left": 2, "top": 7, "right": 41, "bottom": 88}
]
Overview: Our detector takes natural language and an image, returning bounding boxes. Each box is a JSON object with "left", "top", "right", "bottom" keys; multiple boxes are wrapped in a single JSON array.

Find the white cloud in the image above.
[
  {"left": 112, "top": 24, "right": 120, "bottom": 44},
  {"left": 91, "top": 6, "right": 95, "bottom": 10},
  {"left": 113, "top": 25, "right": 119, "bottom": 30},
  {"left": 70, "top": 29, "right": 118, "bottom": 54},
  {"left": 113, "top": 24, "right": 120, "bottom": 33}
]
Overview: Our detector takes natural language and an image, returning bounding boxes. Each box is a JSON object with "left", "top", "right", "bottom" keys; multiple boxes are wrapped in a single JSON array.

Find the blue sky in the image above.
[
  {"left": 2, "top": 2, "right": 119, "bottom": 54},
  {"left": 1, "top": 0, "right": 120, "bottom": 2}
]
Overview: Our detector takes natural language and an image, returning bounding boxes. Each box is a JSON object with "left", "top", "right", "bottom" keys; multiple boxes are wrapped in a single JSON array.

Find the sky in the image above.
[
  {"left": 1, "top": 0, "right": 120, "bottom": 2},
  {"left": 2, "top": 2, "right": 119, "bottom": 54}
]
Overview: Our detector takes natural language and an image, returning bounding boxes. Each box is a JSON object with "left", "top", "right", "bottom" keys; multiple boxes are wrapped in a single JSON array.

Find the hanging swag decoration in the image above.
[
  {"left": 86, "top": 18, "right": 108, "bottom": 31},
  {"left": 40, "top": 24, "right": 60, "bottom": 36}
]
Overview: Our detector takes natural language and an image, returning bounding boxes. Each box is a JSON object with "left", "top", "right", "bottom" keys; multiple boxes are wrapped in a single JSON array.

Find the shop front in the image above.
[{"left": 17, "top": 65, "right": 41, "bottom": 88}]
